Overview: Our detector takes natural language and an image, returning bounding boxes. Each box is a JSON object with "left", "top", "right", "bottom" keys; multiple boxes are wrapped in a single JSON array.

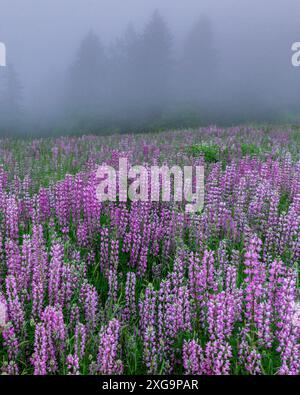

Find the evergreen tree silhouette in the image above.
[
  {"left": 66, "top": 30, "right": 107, "bottom": 130},
  {"left": 137, "top": 10, "right": 173, "bottom": 122},
  {"left": 180, "top": 15, "right": 218, "bottom": 106}
]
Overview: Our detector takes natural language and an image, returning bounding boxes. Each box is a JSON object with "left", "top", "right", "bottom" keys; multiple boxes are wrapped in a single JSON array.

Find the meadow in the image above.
[{"left": 0, "top": 125, "right": 299, "bottom": 375}]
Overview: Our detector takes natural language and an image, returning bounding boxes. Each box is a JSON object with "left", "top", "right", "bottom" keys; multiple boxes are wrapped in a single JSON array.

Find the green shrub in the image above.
[
  {"left": 240, "top": 143, "right": 261, "bottom": 156},
  {"left": 186, "top": 144, "right": 220, "bottom": 163}
]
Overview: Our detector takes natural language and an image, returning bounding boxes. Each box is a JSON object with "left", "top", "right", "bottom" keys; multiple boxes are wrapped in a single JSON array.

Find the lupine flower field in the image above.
[{"left": 0, "top": 126, "right": 299, "bottom": 375}]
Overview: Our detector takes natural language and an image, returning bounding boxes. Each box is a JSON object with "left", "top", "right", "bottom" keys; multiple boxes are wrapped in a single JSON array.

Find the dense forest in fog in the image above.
[{"left": 0, "top": 4, "right": 300, "bottom": 135}]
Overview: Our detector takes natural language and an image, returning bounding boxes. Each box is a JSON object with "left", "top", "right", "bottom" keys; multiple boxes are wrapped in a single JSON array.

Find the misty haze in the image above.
[{"left": 0, "top": 0, "right": 300, "bottom": 135}]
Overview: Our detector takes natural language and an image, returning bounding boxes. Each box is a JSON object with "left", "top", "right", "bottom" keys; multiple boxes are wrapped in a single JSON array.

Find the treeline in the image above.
[{"left": 63, "top": 10, "right": 220, "bottom": 134}]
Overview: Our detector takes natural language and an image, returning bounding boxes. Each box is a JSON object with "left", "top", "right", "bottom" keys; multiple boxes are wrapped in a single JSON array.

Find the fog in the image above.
[{"left": 0, "top": 0, "right": 300, "bottom": 135}]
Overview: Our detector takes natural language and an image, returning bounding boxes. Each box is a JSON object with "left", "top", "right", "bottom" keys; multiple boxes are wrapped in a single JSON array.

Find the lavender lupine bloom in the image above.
[
  {"left": 183, "top": 339, "right": 204, "bottom": 375},
  {"left": 100, "top": 227, "right": 109, "bottom": 275},
  {"left": 60, "top": 263, "right": 80, "bottom": 310},
  {"left": 20, "top": 235, "right": 34, "bottom": 301},
  {"left": 31, "top": 224, "right": 48, "bottom": 318},
  {"left": 37, "top": 187, "right": 51, "bottom": 222},
  {"left": 157, "top": 280, "right": 172, "bottom": 363},
  {"left": 204, "top": 340, "right": 232, "bottom": 375},
  {"left": 80, "top": 282, "right": 99, "bottom": 331},
  {"left": 76, "top": 221, "right": 89, "bottom": 248},
  {"left": 110, "top": 203, "right": 129, "bottom": 238},
  {"left": 238, "top": 334, "right": 262, "bottom": 375},
  {"left": 1, "top": 361, "right": 19, "bottom": 375},
  {"left": 54, "top": 180, "right": 70, "bottom": 234},
  {"left": 144, "top": 325, "right": 158, "bottom": 374},
  {"left": 244, "top": 236, "right": 265, "bottom": 326},
  {"left": 83, "top": 173, "right": 102, "bottom": 234},
  {"left": 5, "top": 275, "right": 24, "bottom": 332},
  {"left": 202, "top": 249, "right": 218, "bottom": 293},
  {"left": 74, "top": 322, "right": 86, "bottom": 360},
  {"left": 207, "top": 291, "right": 236, "bottom": 341},
  {"left": 176, "top": 286, "right": 192, "bottom": 333},
  {"left": 138, "top": 244, "right": 149, "bottom": 277},
  {"left": 139, "top": 286, "right": 157, "bottom": 340},
  {"left": 66, "top": 354, "right": 80, "bottom": 375},
  {"left": 5, "top": 239, "right": 22, "bottom": 286},
  {"left": 108, "top": 267, "right": 118, "bottom": 306},
  {"left": 188, "top": 251, "right": 201, "bottom": 302},
  {"left": 4, "top": 195, "right": 19, "bottom": 240},
  {"left": 32, "top": 306, "right": 66, "bottom": 375},
  {"left": 172, "top": 250, "right": 186, "bottom": 289},
  {"left": 188, "top": 250, "right": 217, "bottom": 327},
  {"left": 138, "top": 219, "right": 151, "bottom": 276},
  {"left": 96, "top": 319, "right": 123, "bottom": 375},
  {"left": 123, "top": 272, "right": 136, "bottom": 323},
  {"left": 48, "top": 241, "right": 64, "bottom": 306},
  {"left": 32, "top": 323, "right": 47, "bottom": 375},
  {"left": 21, "top": 175, "right": 33, "bottom": 221},
  {"left": 2, "top": 323, "right": 20, "bottom": 362},
  {"left": 129, "top": 220, "right": 142, "bottom": 268},
  {"left": 0, "top": 293, "right": 8, "bottom": 331},
  {"left": 110, "top": 239, "right": 119, "bottom": 270},
  {"left": 69, "top": 305, "right": 80, "bottom": 329},
  {"left": 276, "top": 270, "right": 300, "bottom": 375},
  {"left": 255, "top": 300, "right": 273, "bottom": 348}
]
